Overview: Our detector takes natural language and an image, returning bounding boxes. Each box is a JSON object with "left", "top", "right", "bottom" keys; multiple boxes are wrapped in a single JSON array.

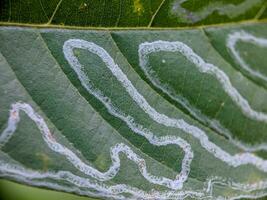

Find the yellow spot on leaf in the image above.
[
  {"left": 79, "top": 2, "right": 88, "bottom": 10},
  {"left": 133, "top": 0, "right": 144, "bottom": 16},
  {"left": 36, "top": 153, "right": 50, "bottom": 171}
]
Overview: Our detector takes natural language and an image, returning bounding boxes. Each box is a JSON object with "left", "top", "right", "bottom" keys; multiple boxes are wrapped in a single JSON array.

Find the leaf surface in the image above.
[
  {"left": 1, "top": 1, "right": 267, "bottom": 200},
  {"left": 0, "top": 0, "right": 267, "bottom": 27}
]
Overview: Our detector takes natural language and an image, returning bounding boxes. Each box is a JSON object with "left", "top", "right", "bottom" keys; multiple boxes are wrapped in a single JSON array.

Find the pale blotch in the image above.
[
  {"left": 171, "top": 0, "right": 262, "bottom": 24},
  {"left": 133, "top": 0, "right": 144, "bottom": 16}
]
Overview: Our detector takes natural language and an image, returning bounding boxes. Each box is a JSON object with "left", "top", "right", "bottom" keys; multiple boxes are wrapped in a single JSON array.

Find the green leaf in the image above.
[
  {"left": 0, "top": 0, "right": 267, "bottom": 27},
  {"left": 0, "top": 179, "right": 96, "bottom": 200},
  {"left": 0, "top": 22, "right": 267, "bottom": 199},
  {"left": 1, "top": 1, "right": 267, "bottom": 200}
]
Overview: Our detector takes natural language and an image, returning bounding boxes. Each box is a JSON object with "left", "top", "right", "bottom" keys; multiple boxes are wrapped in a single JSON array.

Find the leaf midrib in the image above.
[{"left": 1, "top": 18, "right": 267, "bottom": 31}]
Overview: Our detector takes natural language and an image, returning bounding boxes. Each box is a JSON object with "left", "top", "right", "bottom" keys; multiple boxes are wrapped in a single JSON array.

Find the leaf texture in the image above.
[
  {"left": 0, "top": 0, "right": 267, "bottom": 27},
  {"left": 0, "top": 21, "right": 267, "bottom": 199}
]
